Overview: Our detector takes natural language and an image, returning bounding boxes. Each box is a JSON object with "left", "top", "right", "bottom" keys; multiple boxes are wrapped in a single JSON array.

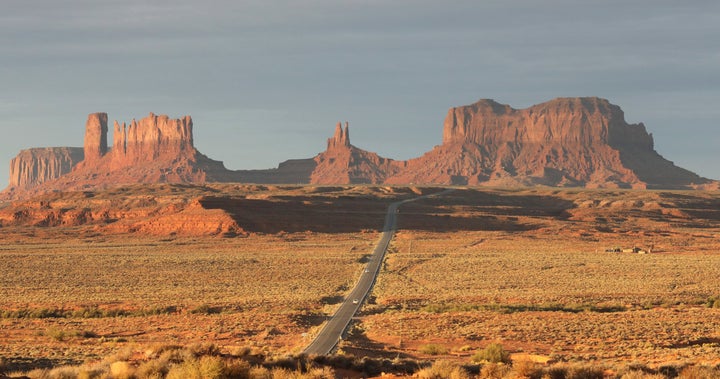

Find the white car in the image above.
[{"left": 352, "top": 299, "right": 359, "bottom": 304}]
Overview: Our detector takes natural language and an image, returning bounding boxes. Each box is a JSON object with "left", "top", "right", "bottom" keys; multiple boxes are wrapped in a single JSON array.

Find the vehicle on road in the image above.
[{"left": 352, "top": 299, "right": 359, "bottom": 304}]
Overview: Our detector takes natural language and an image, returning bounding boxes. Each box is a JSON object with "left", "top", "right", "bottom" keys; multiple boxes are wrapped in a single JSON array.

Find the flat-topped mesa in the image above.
[
  {"left": 83, "top": 112, "right": 109, "bottom": 164},
  {"left": 8, "top": 147, "right": 84, "bottom": 189},
  {"left": 327, "top": 121, "right": 350, "bottom": 150},
  {"left": 442, "top": 97, "right": 634, "bottom": 146},
  {"left": 420, "top": 96, "right": 702, "bottom": 188}
]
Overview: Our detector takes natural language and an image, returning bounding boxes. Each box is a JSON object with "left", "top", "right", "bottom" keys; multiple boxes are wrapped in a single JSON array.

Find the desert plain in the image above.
[{"left": 1, "top": 184, "right": 719, "bottom": 377}]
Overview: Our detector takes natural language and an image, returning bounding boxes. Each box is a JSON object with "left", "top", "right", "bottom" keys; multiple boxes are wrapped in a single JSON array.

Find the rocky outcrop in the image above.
[
  {"left": 83, "top": 112, "right": 108, "bottom": 164},
  {"left": 7, "top": 147, "right": 84, "bottom": 190},
  {"left": 3, "top": 98, "right": 714, "bottom": 201},
  {"left": 110, "top": 113, "right": 194, "bottom": 168},
  {"left": 310, "top": 122, "right": 401, "bottom": 184},
  {"left": 327, "top": 122, "right": 350, "bottom": 150},
  {"left": 384, "top": 97, "right": 709, "bottom": 189},
  {"left": 0, "top": 188, "right": 245, "bottom": 237},
  {"left": 2, "top": 113, "right": 231, "bottom": 199}
]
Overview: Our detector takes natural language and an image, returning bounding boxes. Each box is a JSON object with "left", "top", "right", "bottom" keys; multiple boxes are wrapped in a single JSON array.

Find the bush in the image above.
[
  {"left": 419, "top": 343, "right": 449, "bottom": 356},
  {"left": 249, "top": 366, "right": 272, "bottom": 379},
  {"left": 478, "top": 362, "right": 511, "bottom": 379},
  {"left": 225, "top": 359, "right": 252, "bottom": 379},
  {"left": 109, "top": 361, "right": 135, "bottom": 379},
  {"left": 190, "top": 304, "right": 223, "bottom": 315},
  {"left": 472, "top": 343, "right": 511, "bottom": 364},
  {"left": 511, "top": 359, "right": 544, "bottom": 379},
  {"left": 417, "top": 360, "right": 470, "bottom": 379},
  {"left": 136, "top": 357, "right": 171, "bottom": 379},
  {"left": 199, "top": 356, "right": 227, "bottom": 379},
  {"left": 678, "top": 365, "right": 720, "bottom": 379},
  {"left": 544, "top": 365, "right": 568, "bottom": 379},
  {"left": 45, "top": 327, "right": 68, "bottom": 342},
  {"left": 566, "top": 364, "right": 604, "bottom": 379},
  {"left": 620, "top": 370, "right": 665, "bottom": 379}
]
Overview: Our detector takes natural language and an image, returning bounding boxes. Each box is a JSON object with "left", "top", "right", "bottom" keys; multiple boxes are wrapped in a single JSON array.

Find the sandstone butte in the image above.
[{"left": 2, "top": 97, "right": 717, "bottom": 201}]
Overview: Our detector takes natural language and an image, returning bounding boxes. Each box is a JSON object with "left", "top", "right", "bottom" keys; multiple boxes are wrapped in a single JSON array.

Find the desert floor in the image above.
[{"left": 1, "top": 185, "right": 719, "bottom": 372}]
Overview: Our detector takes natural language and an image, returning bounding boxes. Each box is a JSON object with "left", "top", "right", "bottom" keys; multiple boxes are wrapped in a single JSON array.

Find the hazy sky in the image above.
[{"left": 2, "top": 0, "right": 719, "bottom": 187}]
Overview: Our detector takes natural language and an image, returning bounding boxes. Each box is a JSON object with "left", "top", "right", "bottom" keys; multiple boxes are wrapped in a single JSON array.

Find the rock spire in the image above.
[{"left": 327, "top": 121, "right": 350, "bottom": 149}]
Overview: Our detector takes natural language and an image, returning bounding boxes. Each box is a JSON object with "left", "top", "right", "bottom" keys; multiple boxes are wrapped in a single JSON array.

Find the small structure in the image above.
[{"left": 606, "top": 245, "right": 652, "bottom": 254}]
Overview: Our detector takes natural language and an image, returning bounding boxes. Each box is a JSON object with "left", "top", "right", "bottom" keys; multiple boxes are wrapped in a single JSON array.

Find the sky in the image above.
[{"left": 1, "top": 0, "right": 719, "bottom": 187}]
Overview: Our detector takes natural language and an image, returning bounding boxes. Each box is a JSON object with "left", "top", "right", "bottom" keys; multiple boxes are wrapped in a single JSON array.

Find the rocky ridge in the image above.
[{"left": 3, "top": 97, "right": 715, "bottom": 201}]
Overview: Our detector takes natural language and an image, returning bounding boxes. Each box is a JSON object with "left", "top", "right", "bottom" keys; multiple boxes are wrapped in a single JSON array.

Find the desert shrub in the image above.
[
  {"left": 419, "top": 343, "right": 449, "bottom": 355},
  {"left": 249, "top": 366, "right": 272, "bottom": 379},
  {"left": 620, "top": 370, "right": 665, "bottom": 379},
  {"left": 706, "top": 296, "right": 720, "bottom": 309},
  {"left": 471, "top": 343, "right": 511, "bottom": 364},
  {"left": 511, "top": 359, "right": 544, "bottom": 379},
  {"left": 565, "top": 364, "right": 604, "bottom": 379},
  {"left": 43, "top": 366, "right": 79, "bottom": 379},
  {"left": 302, "top": 367, "right": 335, "bottom": 379},
  {"left": 190, "top": 304, "right": 223, "bottom": 315},
  {"left": 544, "top": 365, "right": 569, "bottom": 379},
  {"left": 165, "top": 355, "right": 228, "bottom": 379},
  {"left": 199, "top": 356, "right": 227, "bottom": 379},
  {"left": 264, "top": 356, "right": 297, "bottom": 371},
  {"left": 225, "top": 359, "right": 252, "bottom": 379},
  {"left": 45, "top": 327, "right": 68, "bottom": 342},
  {"left": 354, "top": 356, "right": 382, "bottom": 376},
  {"left": 0, "top": 307, "right": 65, "bottom": 318},
  {"left": 311, "top": 354, "right": 354, "bottom": 370},
  {"left": 231, "top": 346, "right": 253, "bottom": 358},
  {"left": 109, "top": 361, "right": 135, "bottom": 379},
  {"left": 389, "top": 357, "right": 421, "bottom": 375},
  {"left": 186, "top": 343, "right": 222, "bottom": 358},
  {"left": 678, "top": 365, "right": 720, "bottom": 379},
  {"left": 144, "top": 343, "right": 183, "bottom": 359},
  {"left": 478, "top": 362, "right": 511, "bottom": 379},
  {"left": 417, "top": 360, "right": 470, "bottom": 379},
  {"left": 77, "top": 368, "right": 104, "bottom": 379},
  {"left": 136, "top": 357, "right": 171, "bottom": 379}
]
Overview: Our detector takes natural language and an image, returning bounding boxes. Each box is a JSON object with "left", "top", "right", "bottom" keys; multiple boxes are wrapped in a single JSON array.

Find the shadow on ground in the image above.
[{"left": 199, "top": 189, "right": 576, "bottom": 234}]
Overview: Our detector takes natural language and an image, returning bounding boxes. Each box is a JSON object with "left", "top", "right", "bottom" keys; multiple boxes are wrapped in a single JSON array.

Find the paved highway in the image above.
[{"left": 303, "top": 189, "right": 453, "bottom": 356}]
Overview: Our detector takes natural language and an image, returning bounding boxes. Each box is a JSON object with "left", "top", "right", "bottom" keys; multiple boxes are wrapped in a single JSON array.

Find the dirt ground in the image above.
[{"left": 1, "top": 185, "right": 719, "bottom": 372}]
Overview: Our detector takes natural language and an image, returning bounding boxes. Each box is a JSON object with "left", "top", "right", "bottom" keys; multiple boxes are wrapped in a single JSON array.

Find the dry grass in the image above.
[
  {"left": 2, "top": 185, "right": 720, "bottom": 372},
  {"left": 358, "top": 188, "right": 720, "bottom": 366},
  {"left": 0, "top": 233, "right": 377, "bottom": 367}
]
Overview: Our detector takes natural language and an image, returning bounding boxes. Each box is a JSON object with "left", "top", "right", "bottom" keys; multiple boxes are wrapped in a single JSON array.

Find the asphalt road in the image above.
[{"left": 303, "top": 189, "right": 453, "bottom": 356}]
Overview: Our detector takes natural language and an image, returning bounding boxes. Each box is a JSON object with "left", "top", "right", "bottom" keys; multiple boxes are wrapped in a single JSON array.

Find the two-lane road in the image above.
[{"left": 303, "top": 189, "right": 453, "bottom": 356}]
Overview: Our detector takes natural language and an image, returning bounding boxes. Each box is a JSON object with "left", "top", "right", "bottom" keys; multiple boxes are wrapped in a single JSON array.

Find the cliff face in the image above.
[
  {"left": 8, "top": 147, "right": 84, "bottom": 190},
  {"left": 3, "top": 97, "right": 714, "bottom": 200},
  {"left": 110, "top": 113, "right": 194, "bottom": 168},
  {"left": 386, "top": 97, "right": 706, "bottom": 188}
]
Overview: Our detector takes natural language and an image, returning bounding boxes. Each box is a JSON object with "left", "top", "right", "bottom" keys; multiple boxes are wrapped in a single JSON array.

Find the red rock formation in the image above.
[
  {"left": 385, "top": 97, "right": 708, "bottom": 189},
  {"left": 0, "top": 188, "right": 245, "bottom": 237},
  {"left": 327, "top": 122, "right": 350, "bottom": 150},
  {"left": 112, "top": 113, "right": 194, "bottom": 168},
  {"left": 2, "top": 113, "right": 230, "bottom": 200},
  {"left": 2, "top": 98, "right": 714, "bottom": 201},
  {"left": 7, "top": 147, "right": 84, "bottom": 190},
  {"left": 83, "top": 112, "right": 108, "bottom": 163},
  {"left": 310, "top": 122, "right": 401, "bottom": 184}
]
